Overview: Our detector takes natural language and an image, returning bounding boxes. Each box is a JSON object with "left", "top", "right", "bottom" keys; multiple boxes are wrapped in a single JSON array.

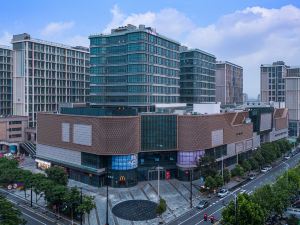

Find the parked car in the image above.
[
  {"left": 261, "top": 167, "right": 268, "bottom": 173},
  {"left": 217, "top": 189, "right": 229, "bottom": 198},
  {"left": 249, "top": 173, "right": 256, "bottom": 180},
  {"left": 196, "top": 200, "right": 210, "bottom": 209},
  {"left": 284, "top": 154, "right": 291, "bottom": 160},
  {"left": 265, "top": 165, "right": 272, "bottom": 171},
  {"left": 239, "top": 189, "right": 247, "bottom": 194}
]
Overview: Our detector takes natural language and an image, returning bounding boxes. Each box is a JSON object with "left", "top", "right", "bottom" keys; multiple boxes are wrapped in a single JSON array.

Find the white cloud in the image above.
[
  {"left": 41, "top": 21, "right": 75, "bottom": 36},
  {"left": 104, "top": 4, "right": 300, "bottom": 98},
  {"left": 0, "top": 31, "right": 12, "bottom": 46}
]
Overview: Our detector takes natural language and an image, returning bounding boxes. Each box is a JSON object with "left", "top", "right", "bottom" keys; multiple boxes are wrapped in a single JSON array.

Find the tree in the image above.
[
  {"left": 252, "top": 184, "right": 275, "bottom": 217},
  {"left": 231, "top": 165, "right": 245, "bottom": 177},
  {"left": 204, "top": 176, "right": 217, "bottom": 191},
  {"left": 287, "top": 215, "right": 299, "bottom": 225},
  {"left": 241, "top": 160, "right": 252, "bottom": 173},
  {"left": 253, "top": 150, "right": 265, "bottom": 167},
  {"left": 214, "top": 174, "right": 223, "bottom": 188},
  {"left": 31, "top": 173, "right": 47, "bottom": 203},
  {"left": 223, "top": 169, "right": 231, "bottom": 184},
  {"left": 45, "top": 166, "right": 68, "bottom": 186},
  {"left": 0, "top": 195, "right": 26, "bottom": 225},
  {"left": 197, "top": 156, "right": 218, "bottom": 178},
  {"left": 63, "top": 187, "right": 81, "bottom": 223},
  {"left": 156, "top": 198, "right": 167, "bottom": 216},
  {"left": 222, "top": 194, "right": 265, "bottom": 225},
  {"left": 44, "top": 184, "right": 68, "bottom": 215},
  {"left": 76, "top": 195, "right": 96, "bottom": 225},
  {"left": 248, "top": 158, "right": 259, "bottom": 171}
]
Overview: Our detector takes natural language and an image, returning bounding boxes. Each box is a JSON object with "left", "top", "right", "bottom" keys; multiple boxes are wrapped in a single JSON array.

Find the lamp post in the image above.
[
  {"left": 105, "top": 168, "right": 109, "bottom": 225},
  {"left": 30, "top": 185, "right": 33, "bottom": 207},
  {"left": 221, "top": 154, "right": 224, "bottom": 185},
  {"left": 190, "top": 169, "right": 193, "bottom": 208},
  {"left": 80, "top": 187, "right": 83, "bottom": 225},
  {"left": 233, "top": 193, "right": 238, "bottom": 225},
  {"left": 283, "top": 161, "right": 289, "bottom": 183}
]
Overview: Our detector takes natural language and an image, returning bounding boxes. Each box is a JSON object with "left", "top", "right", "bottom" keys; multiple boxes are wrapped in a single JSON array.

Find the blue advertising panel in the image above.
[{"left": 112, "top": 154, "right": 138, "bottom": 170}]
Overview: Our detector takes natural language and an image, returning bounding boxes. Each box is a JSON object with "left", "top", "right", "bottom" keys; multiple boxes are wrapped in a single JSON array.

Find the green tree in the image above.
[
  {"left": 76, "top": 195, "right": 96, "bottom": 225},
  {"left": 0, "top": 195, "right": 26, "bottom": 225},
  {"left": 156, "top": 198, "right": 167, "bottom": 216},
  {"left": 204, "top": 176, "right": 217, "bottom": 191},
  {"left": 222, "top": 194, "right": 265, "bottom": 225},
  {"left": 241, "top": 160, "right": 252, "bottom": 173},
  {"left": 197, "top": 156, "right": 218, "bottom": 178},
  {"left": 214, "top": 174, "right": 223, "bottom": 188},
  {"left": 63, "top": 187, "right": 81, "bottom": 222},
  {"left": 252, "top": 184, "right": 275, "bottom": 217},
  {"left": 287, "top": 215, "right": 299, "bottom": 225},
  {"left": 44, "top": 184, "right": 68, "bottom": 215},
  {"left": 45, "top": 166, "right": 68, "bottom": 186},
  {"left": 248, "top": 158, "right": 259, "bottom": 171},
  {"left": 31, "top": 173, "right": 47, "bottom": 203},
  {"left": 253, "top": 150, "right": 265, "bottom": 167},
  {"left": 231, "top": 165, "right": 245, "bottom": 177},
  {"left": 222, "top": 169, "right": 231, "bottom": 184}
]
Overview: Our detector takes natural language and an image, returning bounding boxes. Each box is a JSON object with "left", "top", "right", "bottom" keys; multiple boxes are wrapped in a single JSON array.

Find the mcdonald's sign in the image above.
[{"left": 119, "top": 176, "right": 126, "bottom": 185}]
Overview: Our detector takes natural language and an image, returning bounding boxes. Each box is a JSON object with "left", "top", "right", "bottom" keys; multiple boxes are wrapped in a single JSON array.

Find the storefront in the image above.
[{"left": 35, "top": 159, "right": 51, "bottom": 170}]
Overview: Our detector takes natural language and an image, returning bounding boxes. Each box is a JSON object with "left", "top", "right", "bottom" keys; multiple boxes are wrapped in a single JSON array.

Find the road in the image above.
[
  {"left": 168, "top": 152, "right": 300, "bottom": 225},
  {"left": 0, "top": 188, "right": 78, "bottom": 225}
]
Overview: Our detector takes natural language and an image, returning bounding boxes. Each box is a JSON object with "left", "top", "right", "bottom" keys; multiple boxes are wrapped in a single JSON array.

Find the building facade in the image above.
[
  {"left": 89, "top": 24, "right": 180, "bottom": 111},
  {"left": 179, "top": 48, "right": 216, "bottom": 104},
  {"left": 260, "top": 61, "right": 288, "bottom": 103},
  {"left": 0, "top": 46, "right": 13, "bottom": 115},
  {"left": 36, "top": 107, "right": 265, "bottom": 188},
  {"left": 216, "top": 61, "right": 243, "bottom": 105},
  {"left": 11, "top": 33, "right": 90, "bottom": 127},
  {"left": 0, "top": 115, "right": 28, "bottom": 153},
  {"left": 285, "top": 67, "right": 300, "bottom": 136}
]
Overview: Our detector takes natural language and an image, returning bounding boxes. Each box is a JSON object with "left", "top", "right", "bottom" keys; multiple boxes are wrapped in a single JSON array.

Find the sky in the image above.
[{"left": 1, "top": 0, "right": 300, "bottom": 98}]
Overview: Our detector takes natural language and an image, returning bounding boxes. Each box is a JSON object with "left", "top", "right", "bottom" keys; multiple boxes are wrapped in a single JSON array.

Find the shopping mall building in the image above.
[{"left": 36, "top": 105, "right": 288, "bottom": 187}]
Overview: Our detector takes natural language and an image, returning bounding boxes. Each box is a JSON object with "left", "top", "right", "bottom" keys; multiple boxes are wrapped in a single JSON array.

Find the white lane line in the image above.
[{"left": 22, "top": 212, "right": 47, "bottom": 225}]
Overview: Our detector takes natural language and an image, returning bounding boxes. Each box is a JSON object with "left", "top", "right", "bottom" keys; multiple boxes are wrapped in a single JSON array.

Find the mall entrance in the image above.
[{"left": 147, "top": 168, "right": 166, "bottom": 181}]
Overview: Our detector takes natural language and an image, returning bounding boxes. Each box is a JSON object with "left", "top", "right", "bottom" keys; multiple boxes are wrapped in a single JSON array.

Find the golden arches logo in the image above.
[{"left": 119, "top": 176, "right": 126, "bottom": 182}]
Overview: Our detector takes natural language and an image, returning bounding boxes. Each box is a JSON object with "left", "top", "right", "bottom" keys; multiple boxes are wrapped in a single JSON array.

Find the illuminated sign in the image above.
[{"left": 112, "top": 154, "right": 138, "bottom": 170}]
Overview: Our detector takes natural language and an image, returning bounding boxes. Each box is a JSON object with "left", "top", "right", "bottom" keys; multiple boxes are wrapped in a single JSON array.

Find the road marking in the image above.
[
  {"left": 22, "top": 212, "right": 47, "bottom": 225},
  {"left": 194, "top": 205, "right": 226, "bottom": 225}
]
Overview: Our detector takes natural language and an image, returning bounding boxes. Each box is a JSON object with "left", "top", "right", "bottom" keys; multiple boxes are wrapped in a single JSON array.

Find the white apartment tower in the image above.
[{"left": 12, "top": 33, "right": 89, "bottom": 127}]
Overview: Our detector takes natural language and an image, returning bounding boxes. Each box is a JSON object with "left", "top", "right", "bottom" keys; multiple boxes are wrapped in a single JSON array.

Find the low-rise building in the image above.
[{"left": 36, "top": 106, "right": 261, "bottom": 187}]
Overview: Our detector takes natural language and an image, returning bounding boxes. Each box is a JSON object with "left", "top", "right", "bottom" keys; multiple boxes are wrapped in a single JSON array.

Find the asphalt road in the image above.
[
  {"left": 168, "top": 152, "right": 300, "bottom": 225},
  {"left": 0, "top": 188, "right": 77, "bottom": 225}
]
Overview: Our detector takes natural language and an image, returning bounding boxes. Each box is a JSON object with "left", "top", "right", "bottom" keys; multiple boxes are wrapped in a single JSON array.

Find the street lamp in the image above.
[
  {"left": 105, "top": 168, "right": 109, "bottom": 225},
  {"left": 189, "top": 169, "right": 193, "bottom": 208},
  {"left": 233, "top": 193, "right": 238, "bottom": 225},
  {"left": 156, "top": 165, "right": 163, "bottom": 202}
]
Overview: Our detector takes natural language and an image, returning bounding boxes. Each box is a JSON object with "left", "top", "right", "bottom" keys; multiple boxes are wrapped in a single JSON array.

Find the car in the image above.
[
  {"left": 239, "top": 189, "right": 247, "bottom": 194},
  {"left": 196, "top": 200, "right": 210, "bottom": 209},
  {"left": 261, "top": 167, "right": 268, "bottom": 173},
  {"left": 265, "top": 165, "right": 272, "bottom": 171},
  {"left": 249, "top": 173, "right": 256, "bottom": 180},
  {"left": 284, "top": 155, "right": 291, "bottom": 160},
  {"left": 217, "top": 189, "right": 229, "bottom": 198}
]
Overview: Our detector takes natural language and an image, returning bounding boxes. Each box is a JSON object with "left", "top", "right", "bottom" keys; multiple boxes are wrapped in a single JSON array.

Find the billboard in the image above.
[{"left": 260, "top": 113, "right": 272, "bottom": 131}]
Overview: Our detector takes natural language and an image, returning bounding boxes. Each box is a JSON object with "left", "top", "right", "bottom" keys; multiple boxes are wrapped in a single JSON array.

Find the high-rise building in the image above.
[
  {"left": 216, "top": 61, "right": 243, "bottom": 105},
  {"left": 0, "top": 46, "right": 13, "bottom": 115},
  {"left": 260, "top": 61, "right": 288, "bottom": 103},
  {"left": 89, "top": 24, "right": 180, "bottom": 111},
  {"left": 242, "top": 93, "right": 248, "bottom": 103},
  {"left": 179, "top": 47, "right": 216, "bottom": 104},
  {"left": 12, "top": 33, "right": 90, "bottom": 127},
  {"left": 285, "top": 67, "right": 300, "bottom": 136}
]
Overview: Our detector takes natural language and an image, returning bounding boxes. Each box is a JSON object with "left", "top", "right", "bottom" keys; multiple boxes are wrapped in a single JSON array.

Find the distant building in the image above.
[
  {"left": 260, "top": 61, "right": 288, "bottom": 103},
  {"left": 179, "top": 47, "right": 216, "bottom": 104},
  {"left": 285, "top": 67, "right": 300, "bottom": 136},
  {"left": 12, "top": 33, "right": 90, "bottom": 127},
  {"left": 89, "top": 24, "right": 180, "bottom": 112},
  {"left": 216, "top": 61, "right": 243, "bottom": 105},
  {"left": 243, "top": 93, "right": 248, "bottom": 103},
  {"left": 0, "top": 46, "right": 13, "bottom": 115},
  {"left": 0, "top": 115, "right": 28, "bottom": 153}
]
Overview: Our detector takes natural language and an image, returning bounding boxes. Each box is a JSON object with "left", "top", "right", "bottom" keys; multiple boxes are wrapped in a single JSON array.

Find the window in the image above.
[
  {"left": 73, "top": 124, "right": 92, "bottom": 146},
  {"left": 111, "top": 154, "right": 138, "bottom": 170}
]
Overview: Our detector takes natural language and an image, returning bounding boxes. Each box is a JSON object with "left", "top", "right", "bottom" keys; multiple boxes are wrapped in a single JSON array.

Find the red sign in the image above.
[{"left": 166, "top": 171, "right": 170, "bottom": 180}]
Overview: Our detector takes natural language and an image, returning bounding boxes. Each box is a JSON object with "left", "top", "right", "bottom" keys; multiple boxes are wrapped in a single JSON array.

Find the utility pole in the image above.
[
  {"left": 80, "top": 187, "right": 83, "bottom": 225},
  {"left": 190, "top": 169, "right": 193, "bottom": 208},
  {"left": 105, "top": 168, "right": 109, "bottom": 225},
  {"left": 30, "top": 185, "right": 33, "bottom": 207}
]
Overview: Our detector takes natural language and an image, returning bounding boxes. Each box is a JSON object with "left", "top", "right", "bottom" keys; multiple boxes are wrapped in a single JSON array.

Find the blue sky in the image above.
[{"left": 1, "top": 0, "right": 300, "bottom": 98}]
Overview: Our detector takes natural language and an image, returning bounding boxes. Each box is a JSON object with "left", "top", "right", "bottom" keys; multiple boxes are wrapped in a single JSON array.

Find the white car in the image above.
[
  {"left": 239, "top": 189, "right": 247, "bottom": 194},
  {"left": 261, "top": 167, "right": 268, "bottom": 173},
  {"left": 265, "top": 165, "right": 272, "bottom": 171},
  {"left": 217, "top": 189, "right": 229, "bottom": 198},
  {"left": 284, "top": 155, "right": 291, "bottom": 160}
]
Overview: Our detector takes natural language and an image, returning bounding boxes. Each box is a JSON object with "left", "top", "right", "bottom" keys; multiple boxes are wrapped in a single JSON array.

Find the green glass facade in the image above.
[
  {"left": 180, "top": 49, "right": 216, "bottom": 103},
  {"left": 141, "top": 114, "right": 177, "bottom": 151},
  {"left": 89, "top": 25, "right": 180, "bottom": 109}
]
